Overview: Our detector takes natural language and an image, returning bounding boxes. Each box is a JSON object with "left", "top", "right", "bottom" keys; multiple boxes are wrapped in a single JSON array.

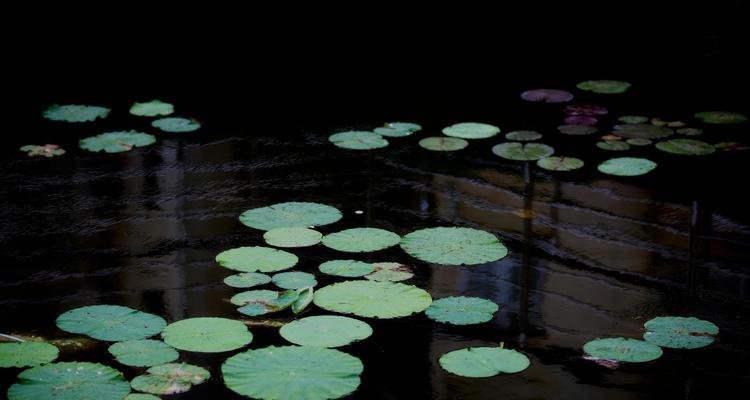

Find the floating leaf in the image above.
[
  {"left": 520, "top": 88, "right": 573, "bottom": 103},
  {"left": 161, "top": 317, "right": 252, "bottom": 353},
  {"left": 292, "top": 287, "right": 314, "bottom": 314},
  {"left": 505, "top": 130, "right": 542, "bottom": 141},
  {"left": 329, "top": 131, "right": 388, "bottom": 150},
  {"left": 318, "top": 260, "right": 374, "bottom": 277},
  {"left": 601, "top": 134, "right": 622, "bottom": 141},
  {"left": 272, "top": 271, "right": 318, "bottom": 290},
  {"left": 418, "top": 137, "right": 468, "bottom": 151},
  {"left": 314, "top": 281, "right": 432, "bottom": 319},
  {"left": 374, "top": 122, "right": 421, "bottom": 137},
  {"left": 426, "top": 296, "right": 499, "bottom": 325},
  {"left": 387, "top": 121, "right": 422, "bottom": 132},
  {"left": 618, "top": 115, "right": 649, "bottom": 124},
  {"left": 215, "top": 246, "right": 298, "bottom": 273},
  {"left": 80, "top": 131, "right": 156, "bottom": 153},
  {"left": 223, "top": 345, "right": 363, "bottom": 400},
  {"left": 564, "top": 116, "right": 598, "bottom": 125},
  {"left": 108, "top": 340, "right": 178, "bottom": 367},
  {"left": 576, "top": 80, "right": 631, "bottom": 94},
  {"left": 439, "top": 347, "right": 530, "bottom": 377},
  {"left": 56, "top": 305, "right": 166, "bottom": 342},
  {"left": 125, "top": 394, "right": 160, "bottom": 400},
  {"left": 19, "top": 144, "right": 65, "bottom": 158},
  {"left": 224, "top": 272, "right": 272, "bottom": 288},
  {"left": 597, "top": 157, "right": 657, "bottom": 176},
  {"left": 643, "top": 316, "right": 718, "bottom": 349},
  {"left": 442, "top": 122, "right": 500, "bottom": 139},
  {"left": 557, "top": 125, "right": 597, "bottom": 135},
  {"left": 239, "top": 202, "right": 342, "bottom": 231},
  {"left": 129, "top": 100, "right": 174, "bottom": 117},
  {"left": 263, "top": 227, "right": 322, "bottom": 248},
  {"left": 232, "top": 289, "right": 299, "bottom": 316},
  {"left": 322, "top": 228, "right": 400, "bottom": 253},
  {"left": 280, "top": 316, "right": 373, "bottom": 348},
  {"left": 714, "top": 141, "right": 749, "bottom": 152},
  {"left": 401, "top": 227, "right": 508, "bottom": 266},
  {"left": 564, "top": 104, "right": 608, "bottom": 116},
  {"left": 613, "top": 123, "right": 673, "bottom": 139},
  {"left": 626, "top": 138, "right": 652, "bottom": 146},
  {"left": 151, "top": 117, "right": 200, "bottom": 132},
  {"left": 536, "top": 156, "right": 584, "bottom": 171},
  {"left": 694, "top": 111, "right": 747, "bottom": 124},
  {"left": 7, "top": 362, "right": 130, "bottom": 400},
  {"left": 0, "top": 342, "right": 58, "bottom": 368},
  {"left": 365, "top": 262, "right": 414, "bottom": 282},
  {"left": 130, "top": 363, "right": 209, "bottom": 395},
  {"left": 655, "top": 139, "right": 715, "bottom": 155},
  {"left": 676, "top": 127, "right": 703, "bottom": 136},
  {"left": 492, "top": 142, "right": 554, "bottom": 161},
  {"left": 583, "top": 337, "right": 662, "bottom": 362},
  {"left": 596, "top": 141, "right": 630, "bottom": 151},
  {"left": 43, "top": 104, "right": 110, "bottom": 122}
]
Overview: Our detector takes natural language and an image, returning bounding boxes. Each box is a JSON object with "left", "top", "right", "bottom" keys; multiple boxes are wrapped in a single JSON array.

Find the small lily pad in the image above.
[
  {"left": 387, "top": 121, "right": 422, "bottom": 132},
  {"left": 613, "top": 124, "right": 673, "bottom": 139},
  {"left": 714, "top": 141, "right": 749, "bottom": 152},
  {"left": 19, "top": 144, "right": 65, "bottom": 158},
  {"left": 694, "top": 111, "right": 747, "bottom": 124},
  {"left": 130, "top": 363, "right": 209, "bottom": 395},
  {"left": 80, "top": 131, "right": 156, "bottom": 153},
  {"left": 564, "top": 116, "right": 598, "bottom": 125},
  {"left": 401, "top": 227, "right": 508, "bottom": 266},
  {"left": 676, "top": 127, "right": 703, "bottom": 136},
  {"left": 0, "top": 342, "right": 59, "bottom": 368},
  {"left": 492, "top": 142, "right": 554, "bottom": 161},
  {"left": 442, "top": 122, "right": 500, "bottom": 139},
  {"left": 215, "top": 246, "right": 298, "bottom": 273},
  {"left": 56, "top": 305, "right": 166, "bottom": 342},
  {"left": 626, "top": 138, "right": 652, "bottom": 146},
  {"left": 597, "top": 141, "right": 630, "bottom": 151},
  {"left": 7, "top": 362, "right": 130, "bottom": 400},
  {"left": 329, "top": 131, "right": 388, "bottom": 150},
  {"left": 43, "top": 104, "right": 110, "bottom": 122},
  {"left": 558, "top": 125, "right": 598, "bottom": 135},
  {"left": 576, "top": 80, "right": 631, "bottom": 94},
  {"left": 419, "top": 137, "right": 469, "bottom": 151},
  {"left": 232, "top": 289, "right": 299, "bottom": 316},
  {"left": 318, "top": 260, "right": 374, "bottom": 277},
  {"left": 597, "top": 157, "right": 657, "bottom": 176},
  {"left": 322, "top": 228, "right": 401, "bottom": 253},
  {"left": 151, "top": 117, "right": 200, "bottom": 132},
  {"left": 129, "top": 100, "right": 174, "bottom": 117},
  {"left": 161, "top": 317, "right": 252, "bottom": 353},
  {"left": 280, "top": 316, "right": 373, "bottom": 347},
  {"left": 536, "top": 156, "right": 584, "bottom": 171},
  {"left": 505, "top": 130, "right": 542, "bottom": 141},
  {"left": 263, "top": 227, "right": 322, "bottom": 248},
  {"left": 655, "top": 139, "right": 715, "bottom": 155},
  {"left": 564, "top": 104, "right": 608, "bottom": 116},
  {"left": 272, "top": 271, "right": 318, "bottom": 290},
  {"left": 439, "top": 347, "right": 530, "bottom": 377},
  {"left": 520, "top": 88, "right": 573, "bottom": 103},
  {"left": 239, "top": 202, "right": 342, "bottom": 231},
  {"left": 365, "top": 262, "right": 414, "bottom": 282},
  {"left": 643, "top": 316, "right": 718, "bottom": 349},
  {"left": 375, "top": 122, "right": 421, "bottom": 137},
  {"left": 583, "top": 337, "right": 662, "bottom": 362},
  {"left": 223, "top": 272, "right": 272, "bottom": 288},
  {"left": 108, "top": 339, "right": 178, "bottom": 367},
  {"left": 618, "top": 115, "right": 649, "bottom": 124},
  {"left": 426, "top": 296, "right": 499, "bottom": 325},
  {"left": 314, "top": 281, "right": 432, "bottom": 319}
]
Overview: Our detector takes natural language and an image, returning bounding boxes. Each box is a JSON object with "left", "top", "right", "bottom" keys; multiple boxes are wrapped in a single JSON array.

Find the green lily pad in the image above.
[
  {"left": 215, "top": 246, "right": 298, "bottom": 273},
  {"left": 426, "top": 296, "right": 499, "bottom": 325},
  {"left": 576, "top": 80, "right": 631, "bottom": 94},
  {"left": 418, "top": 137, "right": 469, "bottom": 151},
  {"left": 618, "top": 115, "right": 649, "bottom": 124},
  {"left": 583, "top": 337, "right": 662, "bottom": 362},
  {"left": 365, "top": 262, "right": 413, "bottom": 282},
  {"left": 43, "top": 104, "right": 110, "bottom": 122},
  {"left": 676, "top": 127, "right": 703, "bottom": 136},
  {"left": 292, "top": 287, "right": 314, "bottom": 315},
  {"left": 374, "top": 122, "right": 421, "bottom": 137},
  {"left": 161, "top": 317, "right": 252, "bottom": 353},
  {"left": 223, "top": 272, "right": 272, "bottom": 288},
  {"left": 223, "top": 345, "right": 363, "bottom": 400},
  {"left": 643, "top": 316, "right": 719, "bottom": 349},
  {"left": 655, "top": 139, "right": 715, "bottom": 155},
  {"left": 322, "top": 228, "right": 401, "bottom": 253},
  {"left": 597, "top": 141, "right": 630, "bottom": 151},
  {"left": 129, "top": 100, "right": 174, "bottom": 117},
  {"left": 400, "top": 227, "right": 508, "bottom": 266},
  {"left": 108, "top": 340, "right": 178, "bottom": 367},
  {"left": 263, "top": 227, "right": 322, "bottom": 248},
  {"left": 536, "top": 156, "right": 584, "bottom": 171},
  {"left": 314, "top": 281, "right": 432, "bottom": 319},
  {"left": 280, "top": 316, "right": 373, "bottom": 348},
  {"left": 151, "top": 117, "right": 200, "bottom": 132},
  {"left": 558, "top": 125, "right": 598, "bottom": 135},
  {"left": 0, "top": 342, "right": 59, "bottom": 368},
  {"left": 439, "top": 347, "right": 530, "bottom": 377},
  {"left": 492, "top": 142, "right": 554, "bottom": 161},
  {"left": 272, "top": 271, "right": 318, "bottom": 290},
  {"left": 319, "top": 260, "right": 374, "bottom": 277},
  {"left": 80, "top": 131, "right": 156, "bottom": 153},
  {"left": 613, "top": 124, "right": 673, "bottom": 139},
  {"left": 239, "top": 202, "right": 342, "bottom": 231},
  {"left": 19, "top": 144, "right": 65, "bottom": 158},
  {"left": 387, "top": 121, "right": 421, "bottom": 132},
  {"left": 694, "top": 111, "right": 747, "bottom": 124},
  {"left": 505, "top": 130, "right": 542, "bottom": 141},
  {"left": 7, "top": 362, "right": 130, "bottom": 400},
  {"left": 125, "top": 394, "right": 160, "bottom": 400},
  {"left": 130, "top": 363, "right": 209, "bottom": 395},
  {"left": 442, "top": 122, "right": 500, "bottom": 139},
  {"left": 231, "top": 290, "right": 299, "bottom": 316},
  {"left": 56, "top": 305, "right": 166, "bottom": 342},
  {"left": 597, "top": 157, "right": 657, "bottom": 176},
  {"left": 329, "top": 131, "right": 388, "bottom": 150},
  {"left": 626, "top": 138, "right": 652, "bottom": 146}
]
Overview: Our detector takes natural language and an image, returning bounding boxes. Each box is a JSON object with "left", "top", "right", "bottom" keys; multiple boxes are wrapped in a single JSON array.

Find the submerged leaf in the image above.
[
  {"left": 596, "top": 141, "right": 630, "bottom": 151},
  {"left": 520, "top": 88, "right": 573, "bottom": 103},
  {"left": 442, "top": 122, "right": 500, "bottom": 139},
  {"left": 280, "top": 316, "right": 373, "bottom": 347},
  {"left": 161, "top": 317, "right": 252, "bottom": 353},
  {"left": 321, "top": 228, "right": 401, "bottom": 253},
  {"left": 0, "top": 342, "right": 58, "bottom": 368},
  {"left": 714, "top": 141, "right": 749, "bottom": 152},
  {"left": 613, "top": 124, "right": 673, "bottom": 139},
  {"left": 215, "top": 246, "right": 298, "bottom": 273},
  {"left": 329, "top": 131, "right": 388, "bottom": 150},
  {"left": 564, "top": 116, "right": 598, "bottom": 125},
  {"left": 56, "top": 305, "right": 166, "bottom": 342},
  {"left": 597, "top": 157, "right": 657, "bottom": 176},
  {"left": 492, "top": 142, "right": 554, "bottom": 161},
  {"left": 7, "top": 362, "right": 130, "bottom": 400},
  {"left": 557, "top": 125, "right": 597, "bottom": 135},
  {"left": 314, "top": 281, "right": 432, "bottom": 319},
  {"left": 400, "top": 227, "right": 508, "bottom": 266},
  {"left": 536, "top": 156, "right": 584, "bottom": 171},
  {"left": 19, "top": 144, "right": 65, "bottom": 158},
  {"left": 263, "top": 227, "right": 322, "bottom": 248},
  {"left": 564, "top": 104, "right": 608, "bottom": 116},
  {"left": 439, "top": 347, "right": 530, "bottom": 377},
  {"left": 80, "top": 131, "right": 156, "bottom": 153},
  {"left": 505, "top": 130, "right": 542, "bottom": 141},
  {"left": 576, "top": 80, "right": 631, "bottom": 94},
  {"left": 583, "top": 337, "right": 662, "bottom": 362},
  {"left": 43, "top": 104, "right": 110, "bottom": 123},
  {"left": 643, "top": 316, "right": 718, "bottom": 349},
  {"left": 318, "top": 260, "right": 374, "bottom": 277},
  {"left": 618, "top": 115, "right": 649, "bottom": 124},
  {"left": 426, "top": 296, "right": 499, "bottom": 325},
  {"left": 676, "top": 127, "right": 703, "bottom": 136},
  {"left": 694, "top": 111, "right": 747, "bottom": 124},
  {"left": 130, "top": 363, "right": 209, "bottom": 395},
  {"left": 129, "top": 100, "right": 174, "bottom": 117},
  {"left": 151, "top": 117, "right": 200, "bottom": 132},
  {"left": 108, "top": 339, "right": 178, "bottom": 367},
  {"left": 626, "top": 138, "right": 652, "bottom": 146},
  {"left": 655, "top": 139, "right": 715, "bottom": 155},
  {"left": 239, "top": 202, "right": 342, "bottom": 231},
  {"left": 365, "top": 262, "right": 414, "bottom": 282},
  {"left": 419, "top": 137, "right": 468, "bottom": 151}
]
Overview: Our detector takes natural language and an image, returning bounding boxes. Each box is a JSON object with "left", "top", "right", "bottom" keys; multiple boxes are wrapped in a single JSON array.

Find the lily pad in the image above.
[
  {"left": 224, "top": 272, "right": 272, "bottom": 288},
  {"left": 564, "top": 104, "right": 608, "bottom": 116},
  {"left": 19, "top": 144, "right": 65, "bottom": 158},
  {"left": 125, "top": 394, "right": 160, "bottom": 400},
  {"left": 597, "top": 157, "right": 657, "bottom": 176},
  {"left": 329, "top": 131, "right": 388, "bottom": 150},
  {"left": 643, "top": 316, "right": 719, "bottom": 349},
  {"left": 161, "top": 317, "right": 252, "bottom": 353},
  {"left": 576, "top": 80, "right": 631, "bottom": 94},
  {"left": 505, "top": 130, "right": 542, "bottom": 141},
  {"left": 618, "top": 115, "right": 649, "bottom": 124},
  {"left": 694, "top": 111, "right": 747, "bottom": 124},
  {"left": 613, "top": 124, "right": 673, "bottom": 139},
  {"left": 387, "top": 121, "right": 422, "bottom": 132},
  {"left": 56, "top": 305, "right": 166, "bottom": 342},
  {"left": 263, "top": 227, "right": 322, "bottom": 248},
  {"left": 418, "top": 137, "right": 469, "bottom": 151},
  {"left": 322, "top": 228, "right": 400, "bottom": 253},
  {"left": 564, "top": 116, "right": 598, "bottom": 125},
  {"left": 223, "top": 345, "right": 363, "bottom": 400},
  {"left": 319, "top": 260, "right": 375, "bottom": 277},
  {"left": 597, "top": 141, "right": 630, "bottom": 151},
  {"left": 401, "top": 227, "right": 508, "bottom": 266},
  {"left": 439, "top": 347, "right": 530, "bottom": 377},
  {"left": 558, "top": 125, "right": 598, "bottom": 135},
  {"left": 375, "top": 122, "right": 421, "bottom": 137},
  {"left": 442, "top": 122, "right": 500, "bottom": 139},
  {"left": 151, "top": 117, "right": 200, "bottom": 132},
  {"left": 280, "top": 316, "right": 373, "bottom": 348},
  {"left": 239, "top": 202, "right": 342, "bottom": 231},
  {"left": 293, "top": 287, "right": 315, "bottom": 315},
  {"left": 536, "top": 156, "right": 584, "bottom": 171},
  {"left": 215, "top": 246, "right": 298, "bottom": 273},
  {"left": 0, "top": 342, "right": 58, "bottom": 368},
  {"left": 80, "top": 131, "right": 156, "bottom": 153},
  {"left": 232, "top": 289, "right": 299, "bottom": 316},
  {"left": 314, "top": 281, "right": 432, "bottom": 319},
  {"left": 583, "top": 337, "right": 662, "bottom": 362},
  {"left": 7, "top": 362, "right": 130, "bottom": 400},
  {"left": 655, "top": 139, "right": 715, "bottom": 155},
  {"left": 426, "top": 296, "right": 499, "bottom": 325},
  {"left": 520, "top": 88, "right": 573, "bottom": 103},
  {"left": 714, "top": 141, "right": 749, "bottom": 152},
  {"left": 272, "top": 271, "right": 318, "bottom": 290},
  {"left": 626, "top": 138, "right": 652, "bottom": 146},
  {"left": 365, "top": 262, "right": 414, "bottom": 282},
  {"left": 130, "top": 363, "right": 209, "bottom": 395},
  {"left": 676, "top": 127, "right": 703, "bottom": 136},
  {"left": 43, "top": 104, "right": 110, "bottom": 122},
  {"left": 492, "top": 142, "right": 554, "bottom": 161},
  {"left": 108, "top": 340, "right": 178, "bottom": 367},
  {"left": 129, "top": 100, "right": 174, "bottom": 117}
]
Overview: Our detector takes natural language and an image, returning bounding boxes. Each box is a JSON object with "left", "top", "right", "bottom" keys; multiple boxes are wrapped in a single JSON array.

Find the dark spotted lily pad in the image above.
[
  {"left": 564, "top": 116, "right": 598, "bottom": 125},
  {"left": 583, "top": 337, "right": 662, "bottom": 362},
  {"left": 0, "top": 342, "right": 58, "bottom": 368},
  {"left": 597, "top": 141, "right": 630, "bottom": 151},
  {"left": 318, "top": 260, "right": 374, "bottom": 277},
  {"left": 643, "top": 316, "right": 718, "bottom": 349},
  {"left": 618, "top": 115, "right": 649, "bottom": 124},
  {"left": 597, "top": 157, "right": 657, "bottom": 176},
  {"left": 151, "top": 117, "right": 201, "bottom": 132},
  {"left": 43, "top": 104, "right": 110, "bottom": 122},
  {"left": 626, "top": 138, "right": 652, "bottom": 146},
  {"left": 419, "top": 137, "right": 469, "bottom": 151},
  {"left": 215, "top": 246, "right": 298, "bottom": 273},
  {"left": 613, "top": 124, "right": 673, "bottom": 139},
  {"left": 536, "top": 156, "right": 584, "bottom": 171},
  {"left": 365, "top": 262, "right": 413, "bottom": 282},
  {"left": 224, "top": 272, "right": 272, "bottom": 288},
  {"left": 56, "top": 305, "right": 166, "bottom": 342},
  {"left": 108, "top": 339, "right": 178, "bottom": 367},
  {"left": 80, "top": 131, "right": 156, "bottom": 153},
  {"left": 442, "top": 122, "right": 500, "bottom": 139},
  {"left": 280, "top": 316, "right": 373, "bottom": 348},
  {"left": 655, "top": 139, "right": 715, "bottom": 155},
  {"left": 520, "top": 88, "right": 574, "bottom": 103},
  {"left": 714, "top": 142, "right": 749, "bottom": 152},
  {"left": 130, "top": 363, "right": 209, "bottom": 395},
  {"left": 263, "top": 227, "right": 322, "bottom": 248},
  {"left": 239, "top": 202, "right": 342, "bottom": 231},
  {"left": 694, "top": 111, "right": 747, "bottom": 124},
  {"left": 401, "top": 227, "right": 508, "bottom": 266},
  {"left": 314, "top": 281, "right": 432, "bottom": 319},
  {"left": 439, "top": 347, "right": 530, "bottom": 377},
  {"left": 7, "top": 362, "right": 130, "bottom": 400},
  {"left": 505, "top": 130, "right": 542, "bottom": 141},
  {"left": 223, "top": 345, "right": 363, "bottom": 400},
  {"left": 129, "top": 100, "right": 174, "bottom": 117},
  {"left": 558, "top": 125, "right": 597, "bottom": 135},
  {"left": 426, "top": 296, "right": 499, "bottom": 325},
  {"left": 374, "top": 122, "right": 422, "bottom": 137},
  {"left": 492, "top": 142, "right": 554, "bottom": 161},
  {"left": 329, "top": 131, "right": 388, "bottom": 150},
  {"left": 676, "top": 127, "right": 703, "bottom": 136},
  {"left": 272, "top": 271, "right": 317, "bottom": 289},
  {"left": 322, "top": 228, "right": 400, "bottom": 253},
  {"left": 161, "top": 317, "right": 252, "bottom": 353},
  {"left": 576, "top": 80, "right": 631, "bottom": 94},
  {"left": 19, "top": 144, "right": 65, "bottom": 158},
  {"left": 564, "top": 104, "right": 608, "bottom": 116}
]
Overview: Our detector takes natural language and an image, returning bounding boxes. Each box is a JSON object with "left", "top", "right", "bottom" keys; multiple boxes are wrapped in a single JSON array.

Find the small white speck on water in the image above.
[{"left": 355, "top": 210, "right": 364, "bottom": 215}]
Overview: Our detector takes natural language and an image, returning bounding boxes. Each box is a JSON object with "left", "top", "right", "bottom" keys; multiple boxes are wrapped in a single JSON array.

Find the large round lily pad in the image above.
[
  {"left": 130, "top": 363, "right": 209, "bottom": 395},
  {"left": 223, "top": 345, "right": 363, "bottom": 400},
  {"left": 280, "top": 316, "right": 373, "bottom": 347},
  {"left": 231, "top": 289, "right": 298, "bottom": 316},
  {"left": 43, "top": 104, "right": 110, "bottom": 122},
  {"left": 239, "top": 202, "right": 342, "bottom": 231},
  {"left": 0, "top": 342, "right": 59, "bottom": 368},
  {"left": 161, "top": 317, "right": 252, "bottom": 353},
  {"left": 557, "top": 125, "right": 598, "bottom": 135},
  {"left": 643, "top": 316, "right": 719, "bottom": 349},
  {"left": 536, "top": 156, "right": 584, "bottom": 171},
  {"left": 318, "top": 260, "right": 374, "bottom": 277},
  {"left": 151, "top": 117, "right": 200, "bottom": 132},
  {"left": 655, "top": 139, "right": 715, "bottom": 155},
  {"left": 329, "top": 131, "right": 388, "bottom": 150},
  {"left": 56, "top": 305, "right": 166, "bottom": 342},
  {"left": 439, "top": 347, "right": 530, "bottom": 377},
  {"left": 597, "top": 157, "right": 657, "bottom": 176},
  {"left": 7, "top": 362, "right": 130, "bottom": 400},
  {"left": 272, "top": 271, "right": 318, "bottom": 289},
  {"left": 492, "top": 142, "right": 554, "bottom": 161},
  {"left": 505, "top": 130, "right": 542, "bottom": 141},
  {"left": 108, "top": 339, "right": 178, "bottom": 367},
  {"left": 322, "top": 228, "right": 401, "bottom": 253},
  {"left": 426, "top": 296, "right": 499, "bottom": 325},
  {"left": 613, "top": 124, "right": 673, "bottom": 139},
  {"left": 597, "top": 141, "right": 630, "bottom": 151},
  {"left": 400, "top": 227, "right": 508, "bottom": 266},
  {"left": 419, "top": 137, "right": 469, "bottom": 151},
  {"left": 694, "top": 111, "right": 747, "bottom": 124},
  {"left": 314, "top": 281, "right": 432, "bottom": 319},
  {"left": 583, "top": 337, "right": 662, "bottom": 362},
  {"left": 80, "top": 131, "right": 156, "bottom": 153},
  {"left": 442, "top": 122, "right": 500, "bottom": 139},
  {"left": 263, "top": 227, "right": 322, "bottom": 248},
  {"left": 215, "top": 246, "right": 298, "bottom": 273},
  {"left": 129, "top": 100, "right": 174, "bottom": 117},
  {"left": 576, "top": 80, "right": 631, "bottom": 94},
  {"left": 365, "top": 262, "right": 413, "bottom": 282},
  {"left": 224, "top": 272, "right": 272, "bottom": 288},
  {"left": 520, "top": 88, "right": 573, "bottom": 103},
  {"left": 19, "top": 144, "right": 65, "bottom": 158}
]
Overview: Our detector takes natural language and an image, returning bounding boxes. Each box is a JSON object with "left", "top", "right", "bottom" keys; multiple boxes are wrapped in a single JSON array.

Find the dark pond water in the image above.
[{"left": 2, "top": 81, "right": 750, "bottom": 399}]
